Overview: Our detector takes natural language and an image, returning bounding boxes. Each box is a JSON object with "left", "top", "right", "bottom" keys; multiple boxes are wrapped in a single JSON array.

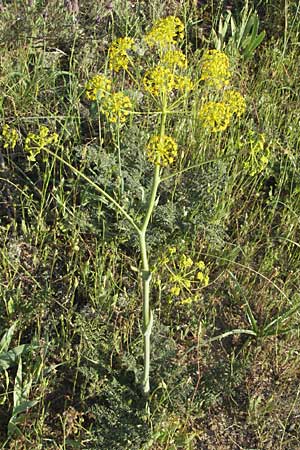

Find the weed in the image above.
[{"left": 0, "top": 1, "right": 300, "bottom": 449}]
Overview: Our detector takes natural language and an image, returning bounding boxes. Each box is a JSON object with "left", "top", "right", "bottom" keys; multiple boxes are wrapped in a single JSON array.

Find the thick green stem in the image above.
[
  {"left": 139, "top": 165, "right": 160, "bottom": 395},
  {"left": 139, "top": 231, "right": 151, "bottom": 394},
  {"left": 139, "top": 99, "right": 167, "bottom": 395}
]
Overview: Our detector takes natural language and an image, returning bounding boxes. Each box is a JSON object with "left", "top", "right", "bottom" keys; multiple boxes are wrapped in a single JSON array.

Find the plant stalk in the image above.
[
  {"left": 139, "top": 164, "right": 160, "bottom": 395},
  {"left": 139, "top": 98, "right": 167, "bottom": 394}
]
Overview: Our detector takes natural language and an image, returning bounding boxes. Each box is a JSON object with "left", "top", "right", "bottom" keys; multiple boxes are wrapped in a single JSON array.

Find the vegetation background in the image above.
[{"left": 0, "top": 0, "right": 299, "bottom": 449}]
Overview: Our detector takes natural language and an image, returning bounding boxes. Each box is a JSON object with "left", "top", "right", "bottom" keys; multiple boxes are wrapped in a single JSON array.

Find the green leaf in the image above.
[
  {"left": 8, "top": 399, "right": 39, "bottom": 437},
  {"left": 0, "top": 322, "right": 17, "bottom": 353},
  {"left": 243, "top": 31, "right": 266, "bottom": 60},
  {"left": 12, "top": 399, "right": 39, "bottom": 418},
  {"left": 0, "top": 345, "right": 28, "bottom": 371},
  {"left": 13, "top": 357, "right": 23, "bottom": 409}
]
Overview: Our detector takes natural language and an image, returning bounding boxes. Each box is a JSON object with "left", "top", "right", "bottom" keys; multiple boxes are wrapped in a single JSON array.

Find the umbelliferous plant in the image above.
[{"left": 24, "top": 16, "right": 246, "bottom": 395}]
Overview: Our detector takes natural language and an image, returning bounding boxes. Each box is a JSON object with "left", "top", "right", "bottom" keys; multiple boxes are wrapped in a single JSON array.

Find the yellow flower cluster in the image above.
[
  {"left": 167, "top": 250, "right": 210, "bottom": 301},
  {"left": 109, "top": 37, "right": 135, "bottom": 72},
  {"left": 196, "top": 260, "right": 210, "bottom": 286},
  {"left": 146, "top": 135, "right": 178, "bottom": 166},
  {"left": 101, "top": 92, "right": 132, "bottom": 123},
  {"left": 144, "top": 16, "right": 184, "bottom": 48},
  {"left": 223, "top": 89, "right": 246, "bottom": 117},
  {"left": 153, "top": 247, "right": 210, "bottom": 305},
  {"left": 199, "top": 89, "right": 246, "bottom": 132},
  {"left": 200, "top": 50, "right": 230, "bottom": 89},
  {"left": 170, "top": 272, "right": 191, "bottom": 296},
  {"left": 242, "top": 131, "right": 270, "bottom": 176},
  {"left": 198, "top": 101, "right": 231, "bottom": 132},
  {"left": 143, "top": 66, "right": 193, "bottom": 97},
  {"left": 143, "top": 66, "right": 176, "bottom": 96},
  {"left": 2, "top": 124, "right": 18, "bottom": 150},
  {"left": 85, "top": 74, "right": 132, "bottom": 124},
  {"left": 161, "top": 50, "right": 187, "bottom": 69},
  {"left": 143, "top": 22, "right": 193, "bottom": 98},
  {"left": 85, "top": 74, "right": 111, "bottom": 101},
  {"left": 176, "top": 75, "right": 194, "bottom": 92},
  {"left": 25, "top": 126, "right": 59, "bottom": 162}
]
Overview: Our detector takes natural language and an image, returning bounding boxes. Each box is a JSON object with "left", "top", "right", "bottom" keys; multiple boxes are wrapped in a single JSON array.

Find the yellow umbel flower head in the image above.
[
  {"left": 198, "top": 101, "right": 231, "bottom": 132},
  {"left": 101, "top": 92, "right": 132, "bottom": 123},
  {"left": 143, "top": 66, "right": 176, "bottom": 97},
  {"left": 242, "top": 131, "right": 270, "bottom": 176},
  {"left": 222, "top": 89, "right": 246, "bottom": 117},
  {"left": 85, "top": 74, "right": 111, "bottom": 101},
  {"left": 146, "top": 135, "right": 178, "bottom": 166},
  {"left": 175, "top": 75, "right": 193, "bottom": 93},
  {"left": 161, "top": 50, "right": 187, "bottom": 69},
  {"left": 180, "top": 254, "right": 193, "bottom": 270},
  {"left": 200, "top": 50, "right": 231, "bottom": 89},
  {"left": 25, "top": 126, "right": 59, "bottom": 161},
  {"left": 144, "top": 16, "right": 184, "bottom": 49},
  {"left": 2, "top": 124, "right": 18, "bottom": 150},
  {"left": 109, "top": 37, "right": 135, "bottom": 72}
]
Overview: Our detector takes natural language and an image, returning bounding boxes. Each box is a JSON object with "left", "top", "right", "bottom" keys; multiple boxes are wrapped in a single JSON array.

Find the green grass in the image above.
[{"left": 0, "top": 0, "right": 300, "bottom": 449}]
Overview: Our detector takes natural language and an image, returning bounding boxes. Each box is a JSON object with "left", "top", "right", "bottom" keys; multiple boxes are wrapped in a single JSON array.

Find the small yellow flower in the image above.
[
  {"left": 146, "top": 135, "right": 178, "bottom": 166},
  {"left": 175, "top": 75, "right": 194, "bottom": 92},
  {"left": 144, "top": 16, "right": 184, "bottom": 49},
  {"left": 85, "top": 74, "right": 112, "bottom": 101},
  {"left": 180, "top": 254, "right": 193, "bottom": 270},
  {"left": 2, "top": 124, "right": 18, "bottom": 150},
  {"left": 198, "top": 101, "right": 231, "bottom": 132},
  {"left": 169, "top": 273, "right": 191, "bottom": 297},
  {"left": 196, "top": 271, "right": 209, "bottom": 286},
  {"left": 195, "top": 260, "right": 209, "bottom": 286},
  {"left": 143, "top": 66, "right": 176, "bottom": 97},
  {"left": 180, "top": 295, "right": 200, "bottom": 306},
  {"left": 25, "top": 126, "right": 59, "bottom": 161},
  {"left": 161, "top": 50, "right": 187, "bottom": 69},
  {"left": 109, "top": 37, "right": 134, "bottom": 72},
  {"left": 196, "top": 260, "right": 205, "bottom": 271},
  {"left": 200, "top": 50, "right": 230, "bottom": 89},
  {"left": 170, "top": 285, "right": 181, "bottom": 296},
  {"left": 242, "top": 131, "right": 270, "bottom": 176},
  {"left": 223, "top": 89, "right": 246, "bottom": 117},
  {"left": 101, "top": 92, "right": 132, "bottom": 123},
  {"left": 180, "top": 296, "right": 193, "bottom": 305}
]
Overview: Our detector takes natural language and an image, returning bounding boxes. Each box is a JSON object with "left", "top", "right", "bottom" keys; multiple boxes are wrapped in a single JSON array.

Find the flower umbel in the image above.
[
  {"left": 198, "top": 101, "right": 231, "bottom": 132},
  {"left": 161, "top": 252, "right": 210, "bottom": 302},
  {"left": 144, "top": 16, "right": 184, "bottom": 49},
  {"left": 85, "top": 74, "right": 111, "bottom": 101},
  {"left": 25, "top": 126, "right": 59, "bottom": 161},
  {"left": 146, "top": 135, "right": 178, "bottom": 166},
  {"left": 143, "top": 66, "right": 176, "bottom": 97},
  {"left": 101, "top": 92, "right": 132, "bottom": 123},
  {"left": 2, "top": 124, "right": 18, "bottom": 150},
  {"left": 242, "top": 131, "right": 270, "bottom": 176},
  {"left": 223, "top": 89, "right": 246, "bottom": 117},
  {"left": 175, "top": 75, "right": 193, "bottom": 93},
  {"left": 161, "top": 50, "right": 187, "bottom": 69},
  {"left": 200, "top": 50, "right": 230, "bottom": 89},
  {"left": 109, "top": 37, "right": 135, "bottom": 72}
]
